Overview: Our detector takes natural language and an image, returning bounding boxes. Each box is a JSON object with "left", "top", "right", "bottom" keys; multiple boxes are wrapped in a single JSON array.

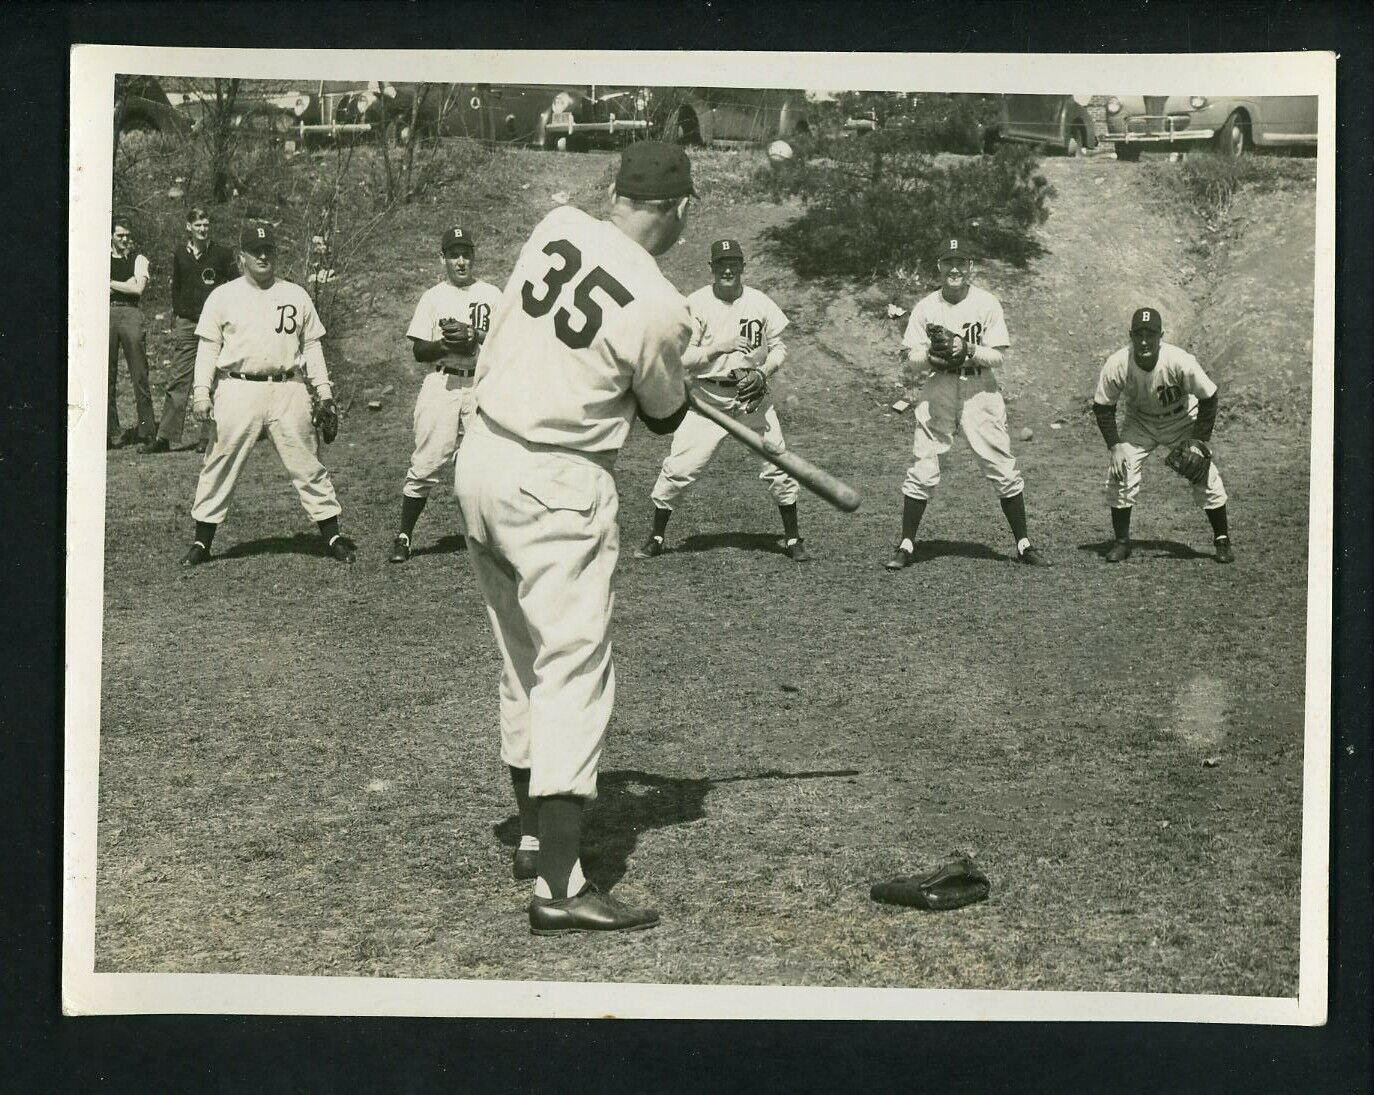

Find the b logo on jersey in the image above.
[
  {"left": 738, "top": 317, "right": 764, "bottom": 350},
  {"left": 1158, "top": 382, "right": 1183, "bottom": 407},
  {"left": 275, "top": 303, "right": 299, "bottom": 334},
  {"left": 468, "top": 301, "right": 491, "bottom": 332},
  {"left": 961, "top": 321, "right": 984, "bottom": 346}
]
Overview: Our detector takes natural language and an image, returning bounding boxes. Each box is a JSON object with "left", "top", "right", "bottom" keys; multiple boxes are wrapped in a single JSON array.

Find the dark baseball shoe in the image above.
[
  {"left": 327, "top": 534, "right": 357, "bottom": 564},
  {"left": 512, "top": 847, "right": 539, "bottom": 881},
  {"left": 529, "top": 884, "right": 659, "bottom": 935},
  {"left": 1214, "top": 536, "right": 1234, "bottom": 564},
  {"left": 139, "top": 437, "right": 171, "bottom": 454},
  {"left": 1105, "top": 539, "right": 1132, "bottom": 563},
  {"left": 1017, "top": 544, "right": 1050, "bottom": 567},
  {"left": 181, "top": 542, "right": 210, "bottom": 567},
  {"left": 388, "top": 533, "right": 411, "bottom": 564},
  {"left": 885, "top": 544, "right": 914, "bottom": 570},
  {"left": 786, "top": 538, "right": 812, "bottom": 562},
  {"left": 634, "top": 535, "right": 665, "bottom": 560},
  {"left": 195, "top": 438, "right": 209, "bottom": 454}
]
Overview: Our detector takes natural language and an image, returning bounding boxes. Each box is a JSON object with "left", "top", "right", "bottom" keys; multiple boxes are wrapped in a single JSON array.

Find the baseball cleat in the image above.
[
  {"left": 1105, "top": 539, "right": 1133, "bottom": 563},
  {"left": 512, "top": 847, "right": 539, "bottom": 881},
  {"left": 634, "top": 535, "right": 665, "bottom": 559},
  {"left": 327, "top": 534, "right": 357, "bottom": 564},
  {"left": 195, "top": 439, "right": 209, "bottom": 454},
  {"left": 388, "top": 533, "right": 411, "bottom": 563},
  {"left": 139, "top": 437, "right": 171, "bottom": 454},
  {"left": 1214, "top": 537, "right": 1234, "bottom": 564},
  {"left": 181, "top": 542, "right": 210, "bottom": 567},
  {"left": 529, "top": 884, "right": 660, "bottom": 935},
  {"left": 884, "top": 545, "right": 914, "bottom": 570},
  {"left": 1017, "top": 545, "right": 1050, "bottom": 567},
  {"left": 786, "top": 538, "right": 812, "bottom": 562}
]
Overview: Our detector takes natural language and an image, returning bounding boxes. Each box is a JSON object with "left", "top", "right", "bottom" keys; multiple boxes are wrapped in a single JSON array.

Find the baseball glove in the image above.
[
  {"left": 1165, "top": 439, "right": 1212, "bottom": 484},
  {"left": 870, "top": 855, "right": 991, "bottom": 911},
  {"left": 313, "top": 397, "right": 340, "bottom": 445},
  {"left": 729, "top": 366, "right": 767, "bottom": 413},
  {"left": 439, "top": 316, "right": 478, "bottom": 355},
  {"left": 926, "top": 323, "right": 969, "bottom": 372}
]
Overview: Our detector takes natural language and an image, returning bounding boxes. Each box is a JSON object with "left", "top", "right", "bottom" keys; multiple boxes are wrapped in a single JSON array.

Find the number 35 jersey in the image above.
[
  {"left": 1093, "top": 341, "right": 1217, "bottom": 420},
  {"left": 196, "top": 276, "right": 327, "bottom": 381},
  {"left": 475, "top": 205, "right": 692, "bottom": 454},
  {"left": 901, "top": 285, "right": 1010, "bottom": 357}
]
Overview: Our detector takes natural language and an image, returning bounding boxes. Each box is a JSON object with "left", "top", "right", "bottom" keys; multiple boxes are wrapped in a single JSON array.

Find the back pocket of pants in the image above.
[{"left": 519, "top": 460, "right": 596, "bottom": 513}]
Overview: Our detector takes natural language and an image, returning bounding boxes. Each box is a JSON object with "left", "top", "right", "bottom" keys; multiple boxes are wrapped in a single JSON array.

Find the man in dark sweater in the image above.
[
  {"left": 141, "top": 207, "right": 239, "bottom": 454},
  {"left": 109, "top": 215, "right": 155, "bottom": 448}
]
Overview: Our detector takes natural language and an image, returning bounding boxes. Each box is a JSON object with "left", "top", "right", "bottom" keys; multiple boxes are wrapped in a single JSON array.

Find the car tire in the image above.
[
  {"left": 1215, "top": 111, "right": 1248, "bottom": 158},
  {"left": 1064, "top": 124, "right": 1086, "bottom": 157},
  {"left": 982, "top": 127, "right": 1001, "bottom": 154},
  {"left": 1114, "top": 143, "right": 1141, "bottom": 162}
]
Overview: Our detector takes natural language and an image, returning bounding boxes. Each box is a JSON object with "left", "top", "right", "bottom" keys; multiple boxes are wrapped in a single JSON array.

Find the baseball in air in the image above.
[
  {"left": 1019, "top": 426, "right": 1034, "bottom": 442},
  {"left": 767, "top": 140, "right": 794, "bottom": 164}
]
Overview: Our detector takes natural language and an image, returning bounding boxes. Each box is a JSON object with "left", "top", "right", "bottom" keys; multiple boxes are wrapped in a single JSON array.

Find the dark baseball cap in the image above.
[
  {"left": 441, "top": 226, "right": 474, "bottom": 254},
  {"left": 1131, "top": 306, "right": 1163, "bottom": 332},
  {"left": 710, "top": 239, "right": 744, "bottom": 263},
  {"left": 615, "top": 141, "right": 696, "bottom": 201},
  {"left": 935, "top": 237, "right": 971, "bottom": 262},
  {"left": 240, "top": 223, "right": 276, "bottom": 251}
]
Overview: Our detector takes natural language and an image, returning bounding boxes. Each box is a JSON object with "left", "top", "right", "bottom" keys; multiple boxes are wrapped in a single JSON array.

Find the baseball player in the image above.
[
  {"left": 388, "top": 226, "right": 503, "bottom": 563},
  {"left": 108, "top": 214, "right": 156, "bottom": 449},
  {"left": 635, "top": 238, "right": 810, "bottom": 562},
  {"left": 1092, "top": 307, "right": 1233, "bottom": 563},
  {"left": 885, "top": 237, "right": 1048, "bottom": 569},
  {"left": 454, "top": 141, "right": 695, "bottom": 934},
  {"left": 142, "top": 207, "right": 238, "bottom": 454},
  {"left": 180, "top": 223, "right": 356, "bottom": 567}
]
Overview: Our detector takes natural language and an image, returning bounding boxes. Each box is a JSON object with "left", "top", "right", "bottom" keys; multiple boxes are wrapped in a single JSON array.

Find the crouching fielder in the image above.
[{"left": 1092, "top": 306, "right": 1233, "bottom": 564}]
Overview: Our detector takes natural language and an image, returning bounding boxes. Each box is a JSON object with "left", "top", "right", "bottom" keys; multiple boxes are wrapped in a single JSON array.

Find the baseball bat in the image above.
[{"left": 684, "top": 386, "right": 861, "bottom": 513}]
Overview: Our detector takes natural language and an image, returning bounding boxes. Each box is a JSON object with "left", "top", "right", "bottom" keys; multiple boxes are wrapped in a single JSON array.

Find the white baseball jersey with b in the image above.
[
  {"left": 402, "top": 278, "right": 503, "bottom": 499},
  {"left": 458, "top": 204, "right": 691, "bottom": 799},
  {"left": 898, "top": 286, "right": 1022, "bottom": 501},
  {"left": 1094, "top": 341, "right": 1226, "bottom": 509},
  {"left": 652, "top": 284, "right": 798, "bottom": 509}
]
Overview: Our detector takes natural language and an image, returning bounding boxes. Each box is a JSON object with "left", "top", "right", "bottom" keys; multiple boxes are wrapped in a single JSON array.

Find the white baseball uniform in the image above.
[
  {"left": 190, "top": 276, "right": 341, "bottom": 525},
  {"left": 456, "top": 204, "right": 691, "bottom": 800},
  {"left": 402, "top": 278, "right": 503, "bottom": 499},
  {"left": 1094, "top": 341, "right": 1227, "bottom": 509},
  {"left": 651, "top": 283, "right": 797, "bottom": 509},
  {"left": 899, "top": 285, "right": 1022, "bottom": 501}
]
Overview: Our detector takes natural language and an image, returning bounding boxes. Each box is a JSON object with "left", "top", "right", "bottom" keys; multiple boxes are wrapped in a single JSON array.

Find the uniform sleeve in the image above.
[
  {"left": 628, "top": 296, "right": 691, "bottom": 419},
  {"left": 764, "top": 294, "right": 790, "bottom": 342},
  {"left": 901, "top": 304, "right": 930, "bottom": 352},
  {"left": 299, "top": 290, "right": 327, "bottom": 346},
  {"left": 1180, "top": 351, "right": 1218, "bottom": 399},
  {"left": 406, "top": 288, "right": 435, "bottom": 341},
  {"left": 981, "top": 296, "right": 1010, "bottom": 349},
  {"left": 1093, "top": 356, "right": 1124, "bottom": 405},
  {"left": 194, "top": 287, "right": 224, "bottom": 344}
]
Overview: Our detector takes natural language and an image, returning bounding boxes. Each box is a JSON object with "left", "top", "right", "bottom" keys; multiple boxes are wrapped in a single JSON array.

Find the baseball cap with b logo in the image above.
[
  {"left": 240, "top": 223, "right": 276, "bottom": 251},
  {"left": 1131, "top": 306, "right": 1163, "bottom": 333},
  {"left": 711, "top": 239, "right": 744, "bottom": 263},
  {"left": 936, "top": 238, "right": 971, "bottom": 263},
  {"left": 442, "top": 226, "right": 474, "bottom": 254}
]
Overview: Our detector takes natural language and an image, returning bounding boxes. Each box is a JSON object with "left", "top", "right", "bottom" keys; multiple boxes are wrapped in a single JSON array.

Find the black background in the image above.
[{"left": 3, "top": 2, "right": 1370, "bottom": 1090}]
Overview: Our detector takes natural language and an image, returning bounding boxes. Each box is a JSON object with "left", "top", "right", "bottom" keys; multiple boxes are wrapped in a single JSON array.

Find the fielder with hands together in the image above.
[
  {"left": 455, "top": 142, "right": 696, "bottom": 934},
  {"left": 181, "top": 223, "right": 356, "bottom": 567}
]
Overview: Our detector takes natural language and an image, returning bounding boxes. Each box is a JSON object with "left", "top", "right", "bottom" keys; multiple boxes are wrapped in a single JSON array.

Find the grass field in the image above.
[{"left": 94, "top": 145, "right": 1315, "bottom": 995}]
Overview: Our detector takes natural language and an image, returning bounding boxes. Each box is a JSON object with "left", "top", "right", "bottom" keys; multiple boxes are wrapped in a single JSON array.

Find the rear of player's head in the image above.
[{"left": 609, "top": 141, "right": 695, "bottom": 255}]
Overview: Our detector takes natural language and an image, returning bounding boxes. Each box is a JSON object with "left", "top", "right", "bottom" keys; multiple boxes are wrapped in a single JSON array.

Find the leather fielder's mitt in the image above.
[
  {"left": 439, "top": 316, "right": 478, "bottom": 355},
  {"left": 313, "top": 397, "right": 340, "bottom": 445},
  {"left": 729, "top": 366, "right": 767, "bottom": 413},
  {"left": 870, "top": 855, "right": 991, "bottom": 911},
  {"left": 1165, "top": 439, "right": 1212, "bottom": 484},
  {"left": 926, "top": 323, "right": 969, "bottom": 372}
]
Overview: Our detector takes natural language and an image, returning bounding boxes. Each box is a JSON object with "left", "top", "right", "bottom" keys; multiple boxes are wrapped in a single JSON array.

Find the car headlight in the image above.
[
  {"left": 551, "top": 92, "right": 574, "bottom": 114},
  {"left": 293, "top": 95, "right": 311, "bottom": 117},
  {"left": 1072, "top": 93, "right": 1093, "bottom": 107},
  {"left": 1189, "top": 96, "right": 1208, "bottom": 110},
  {"left": 356, "top": 92, "right": 376, "bottom": 113},
  {"left": 1106, "top": 97, "right": 1121, "bottom": 115}
]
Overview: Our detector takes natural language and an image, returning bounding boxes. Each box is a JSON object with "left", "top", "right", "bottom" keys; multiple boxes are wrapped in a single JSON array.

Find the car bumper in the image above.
[{"left": 546, "top": 112, "right": 649, "bottom": 137}]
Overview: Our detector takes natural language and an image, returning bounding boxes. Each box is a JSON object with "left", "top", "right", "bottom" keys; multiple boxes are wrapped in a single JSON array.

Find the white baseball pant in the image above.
[
  {"left": 1106, "top": 410, "right": 1227, "bottom": 510},
  {"left": 902, "top": 369, "right": 1024, "bottom": 501},
  {"left": 404, "top": 370, "right": 477, "bottom": 499}
]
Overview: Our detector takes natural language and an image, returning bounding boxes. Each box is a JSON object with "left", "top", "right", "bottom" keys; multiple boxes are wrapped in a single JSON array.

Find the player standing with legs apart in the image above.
[
  {"left": 108, "top": 215, "right": 156, "bottom": 449},
  {"left": 1092, "top": 307, "right": 1233, "bottom": 563},
  {"left": 180, "top": 223, "right": 356, "bottom": 567},
  {"left": 454, "top": 142, "right": 695, "bottom": 934},
  {"left": 885, "top": 238, "right": 1048, "bottom": 569},
  {"left": 388, "top": 226, "right": 503, "bottom": 563},
  {"left": 636, "top": 238, "right": 810, "bottom": 562},
  {"left": 142, "top": 207, "right": 238, "bottom": 454}
]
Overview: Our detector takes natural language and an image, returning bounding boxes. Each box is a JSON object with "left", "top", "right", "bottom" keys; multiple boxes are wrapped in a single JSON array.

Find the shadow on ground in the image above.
[
  {"left": 1076, "top": 538, "right": 1211, "bottom": 560},
  {"left": 411, "top": 534, "right": 467, "bottom": 558},
  {"left": 493, "top": 767, "right": 861, "bottom": 888},
  {"left": 895, "top": 539, "right": 1011, "bottom": 563},
  {"left": 217, "top": 532, "right": 329, "bottom": 560},
  {"left": 674, "top": 532, "right": 787, "bottom": 556}
]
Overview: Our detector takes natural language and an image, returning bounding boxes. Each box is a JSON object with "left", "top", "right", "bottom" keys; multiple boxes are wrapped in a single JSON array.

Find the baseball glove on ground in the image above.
[
  {"left": 439, "top": 316, "right": 478, "bottom": 355},
  {"left": 729, "top": 366, "right": 767, "bottom": 413},
  {"left": 870, "top": 855, "right": 991, "bottom": 911},
  {"left": 926, "top": 323, "right": 969, "bottom": 372},
  {"left": 1165, "top": 439, "right": 1212, "bottom": 484},
  {"left": 313, "top": 397, "right": 340, "bottom": 445}
]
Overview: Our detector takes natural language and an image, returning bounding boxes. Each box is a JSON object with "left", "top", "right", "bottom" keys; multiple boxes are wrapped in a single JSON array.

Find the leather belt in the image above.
[
  {"left": 698, "top": 375, "right": 738, "bottom": 388},
  {"left": 954, "top": 365, "right": 984, "bottom": 378},
  {"left": 436, "top": 364, "right": 475, "bottom": 377},
  {"left": 227, "top": 370, "right": 299, "bottom": 382}
]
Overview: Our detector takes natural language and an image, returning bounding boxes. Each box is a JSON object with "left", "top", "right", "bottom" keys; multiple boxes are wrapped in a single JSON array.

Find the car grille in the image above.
[{"left": 1127, "top": 114, "right": 1191, "bottom": 135}]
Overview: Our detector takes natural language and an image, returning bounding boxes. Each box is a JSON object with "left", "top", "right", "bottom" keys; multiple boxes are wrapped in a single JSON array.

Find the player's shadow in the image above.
[
  {"left": 492, "top": 766, "right": 861, "bottom": 888},
  {"left": 411, "top": 534, "right": 467, "bottom": 558},
  {"left": 904, "top": 539, "right": 1011, "bottom": 563},
  {"left": 674, "top": 532, "right": 788, "bottom": 556},
  {"left": 1077, "top": 538, "right": 1210, "bottom": 560},
  {"left": 217, "top": 532, "right": 331, "bottom": 560}
]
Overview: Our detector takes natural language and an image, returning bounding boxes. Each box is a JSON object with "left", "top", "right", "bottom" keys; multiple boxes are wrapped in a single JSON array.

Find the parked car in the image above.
[
  {"left": 115, "top": 76, "right": 190, "bottom": 137},
  {"left": 985, "top": 94, "right": 1097, "bottom": 156},
  {"left": 1104, "top": 95, "right": 1318, "bottom": 160},
  {"left": 659, "top": 88, "right": 811, "bottom": 146},
  {"left": 842, "top": 110, "right": 880, "bottom": 137},
  {"left": 536, "top": 86, "right": 651, "bottom": 151}
]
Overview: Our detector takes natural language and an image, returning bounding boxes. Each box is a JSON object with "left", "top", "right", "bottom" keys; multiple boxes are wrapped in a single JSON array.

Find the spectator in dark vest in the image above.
[
  {"left": 142, "top": 207, "right": 239, "bottom": 454},
  {"left": 109, "top": 215, "right": 154, "bottom": 448}
]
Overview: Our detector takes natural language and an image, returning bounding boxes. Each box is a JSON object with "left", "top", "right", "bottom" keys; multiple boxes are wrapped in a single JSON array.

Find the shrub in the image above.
[{"left": 1145, "top": 153, "right": 1316, "bottom": 221}]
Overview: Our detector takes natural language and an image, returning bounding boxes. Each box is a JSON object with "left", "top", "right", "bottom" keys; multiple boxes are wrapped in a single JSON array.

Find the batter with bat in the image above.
[
  {"left": 388, "top": 225, "right": 503, "bottom": 563},
  {"left": 636, "top": 238, "right": 812, "bottom": 562},
  {"left": 1092, "top": 306, "right": 1232, "bottom": 563}
]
